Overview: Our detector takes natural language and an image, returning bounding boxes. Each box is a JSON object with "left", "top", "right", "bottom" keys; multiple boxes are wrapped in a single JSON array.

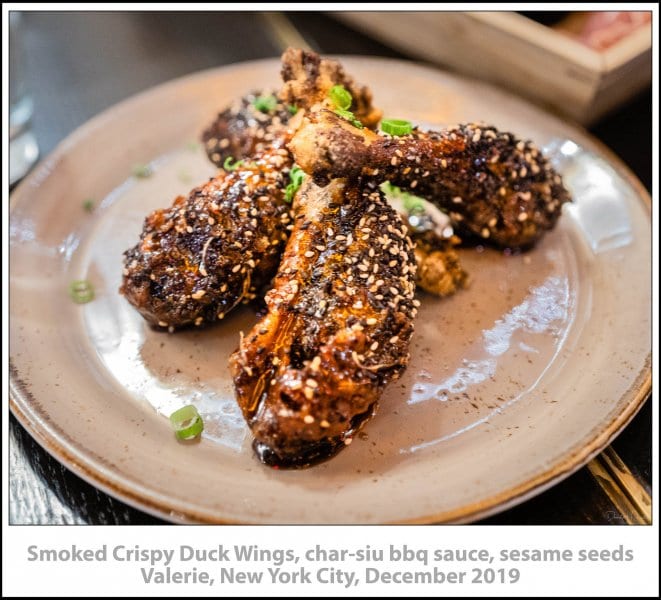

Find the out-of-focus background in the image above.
[{"left": 9, "top": 10, "right": 651, "bottom": 524}]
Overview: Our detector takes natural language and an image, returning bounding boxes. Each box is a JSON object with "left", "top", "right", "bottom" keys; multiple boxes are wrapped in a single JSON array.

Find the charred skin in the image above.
[
  {"left": 279, "top": 47, "right": 382, "bottom": 128},
  {"left": 202, "top": 92, "right": 293, "bottom": 167},
  {"left": 290, "top": 110, "right": 572, "bottom": 249},
  {"left": 230, "top": 180, "right": 417, "bottom": 467},
  {"left": 120, "top": 144, "right": 293, "bottom": 330},
  {"left": 203, "top": 47, "right": 382, "bottom": 168}
]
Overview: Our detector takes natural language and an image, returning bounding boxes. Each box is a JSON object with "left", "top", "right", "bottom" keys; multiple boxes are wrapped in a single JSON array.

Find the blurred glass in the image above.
[{"left": 9, "top": 12, "right": 39, "bottom": 186}]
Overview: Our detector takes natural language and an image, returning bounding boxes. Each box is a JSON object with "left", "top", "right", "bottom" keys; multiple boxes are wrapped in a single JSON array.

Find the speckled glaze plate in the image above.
[{"left": 9, "top": 57, "right": 651, "bottom": 523}]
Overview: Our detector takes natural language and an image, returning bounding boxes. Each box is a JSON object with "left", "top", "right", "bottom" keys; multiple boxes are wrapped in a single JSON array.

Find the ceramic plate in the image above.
[{"left": 9, "top": 57, "right": 651, "bottom": 523}]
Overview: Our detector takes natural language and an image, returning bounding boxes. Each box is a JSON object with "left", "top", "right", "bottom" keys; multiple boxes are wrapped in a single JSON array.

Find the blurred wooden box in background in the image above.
[{"left": 334, "top": 11, "right": 652, "bottom": 125}]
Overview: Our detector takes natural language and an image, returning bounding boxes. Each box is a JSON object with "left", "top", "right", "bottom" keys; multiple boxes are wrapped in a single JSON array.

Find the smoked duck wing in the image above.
[
  {"left": 203, "top": 47, "right": 382, "bottom": 168},
  {"left": 202, "top": 92, "right": 294, "bottom": 168},
  {"left": 120, "top": 146, "right": 293, "bottom": 330},
  {"left": 290, "top": 110, "right": 571, "bottom": 249},
  {"left": 229, "top": 179, "right": 417, "bottom": 467}
]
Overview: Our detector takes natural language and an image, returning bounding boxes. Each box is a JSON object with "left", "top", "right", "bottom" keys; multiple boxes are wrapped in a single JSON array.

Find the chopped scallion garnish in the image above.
[
  {"left": 381, "top": 181, "right": 426, "bottom": 214},
  {"left": 287, "top": 104, "right": 298, "bottom": 115},
  {"left": 252, "top": 94, "right": 278, "bottom": 113},
  {"left": 223, "top": 156, "right": 244, "bottom": 171},
  {"left": 68, "top": 280, "right": 95, "bottom": 304},
  {"left": 329, "top": 85, "right": 352, "bottom": 110},
  {"left": 132, "top": 164, "right": 153, "bottom": 178},
  {"left": 334, "top": 109, "right": 363, "bottom": 129},
  {"left": 380, "top": 119, "right": 413, "bottom": 136},
  {"left": 169, "top": 405, "right": 204, "bottom": 440},
  {"left": 284, "top": 165, "right": 305, "bottom": 203},
  {"left": 82, "top": 199, "right": 95, "bottom": 212}
]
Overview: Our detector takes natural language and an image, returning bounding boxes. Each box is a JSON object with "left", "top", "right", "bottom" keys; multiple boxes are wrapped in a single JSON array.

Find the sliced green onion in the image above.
[
  {"left": 169, "top": 405, "right": 204, "bottom": 440},
  {"left": 380, "top": 181, "right": 426, "bottom": 214},
  {"left": 68, "top": 280, "right": 95, "bottom": 304},
  {"left": 380, "top": 119, "right": 413, "bottom": 136},
  {"left": 329, "top": 85, "right": 352, "bottom": 110},
  {"left": 223, "top": 156, "right": 244, "bottom": 171},
  {"left": 334, "top": 109, "right": 363, "bottom": 129},
  {"left": 284, "top": 165, "right": 305, "bottom": 203},
  {"left": 287, "top": 104, "right": 298, "bottom": 115},
  {"left": 252, "top": 94, "right": 278, "bottom": 113},
  {"left": 132, "top": 164, "right": 153, "bottom": 178},
  {"left": 82, "top": 198, "right": 95, "bottom": 212},
  {"left": 402, "top": 194, "right": 426, "bottom": 214}
]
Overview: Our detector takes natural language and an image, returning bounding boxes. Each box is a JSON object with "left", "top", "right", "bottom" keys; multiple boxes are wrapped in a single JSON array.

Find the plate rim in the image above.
[{"left": 9, "top": 56, "right": 652, "bottom": 524}]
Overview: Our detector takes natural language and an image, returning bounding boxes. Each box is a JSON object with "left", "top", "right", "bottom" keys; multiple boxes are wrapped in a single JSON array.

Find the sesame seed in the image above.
[
  {"left": 191, "top": 290, "right": 206, "bottom": 300},
  {"left": 304, "top": 387, "right": 314, "bottom": 400},
  {"left": 272, "top": 356, "right": 281, "bottom": 366},
  {"left": 158, "top": 321, "right": 168, "bottom": 327},
  {"left": 518, "top": 212, "right": 528, "bottom": 221},
  {"left": 232, "top": 264, "right": 241, "bottom": 273},
  {"left": 320, "top": 420, "right": 330, "bottom": 428},
  {"left": 194, "top": 317, "right": 203, "bottom": 326},
  {"left": 452, "top": 196, "right": 462, "bottom": 204},
  {"left": 366, "top": 317, "right": 378, "bottom": 325},
  {"left": 304, "top": 250, "right": 315, "bottom": 258},
  {"left": 306, "top": 378, "right": 318, "bottom": 388},
  {"left": 481, "top": 228, "right": 490, "bottom": 238},
  {"left": 344, "top": 437, "right": 353, "bottom": 446},
  {"left": 390, "top": 336, "right": 399, "bottom": 344},
  {"left": 303, "top": 415, "right": 315, "bottom": 424}
]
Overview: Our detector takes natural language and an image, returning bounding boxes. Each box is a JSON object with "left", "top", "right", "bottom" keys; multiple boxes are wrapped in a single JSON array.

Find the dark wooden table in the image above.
[{"left": 9, "top": 11, "right": 651, "bottom": 525}]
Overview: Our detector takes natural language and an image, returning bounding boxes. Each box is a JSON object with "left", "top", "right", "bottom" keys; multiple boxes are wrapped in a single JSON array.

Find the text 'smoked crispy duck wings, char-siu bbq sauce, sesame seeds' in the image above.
[
  {"left": 230, "top": 179, "right": 418, "bottom": 468},
  {"left": 289, "top": 109, "right": 571, "bottom": 249}
]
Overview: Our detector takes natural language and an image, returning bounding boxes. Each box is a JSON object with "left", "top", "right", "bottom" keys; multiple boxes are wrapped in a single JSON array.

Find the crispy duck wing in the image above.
[
  {"left": 202, "top": 92, "right": 293, "bottom": 167},
  {"left": 123, "top": 49, "right": 385, "bottom": 330},
  {"left": 290, "top": 110, "right": 571, "bottom": 249},
  {"left": 279, "top": 47, "right": 382, "bottom": 128},
  {"left": 229, "top": 179, "right": 417, "bottom": 467},
  {"left": 120, "top": 144, "right": 293, "bottom": 330},
  {"left": 203, "top": 47, "right": 382, "bottom": 168}
]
